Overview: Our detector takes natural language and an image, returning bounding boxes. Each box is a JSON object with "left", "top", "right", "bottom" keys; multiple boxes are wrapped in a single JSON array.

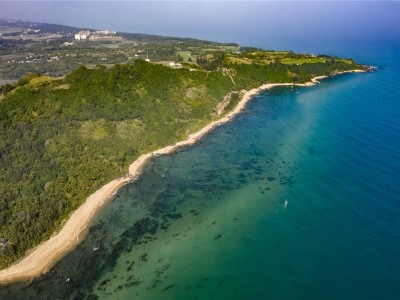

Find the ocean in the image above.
[{"left": 1, "top": 30, "right": 400, "bottom": 300}]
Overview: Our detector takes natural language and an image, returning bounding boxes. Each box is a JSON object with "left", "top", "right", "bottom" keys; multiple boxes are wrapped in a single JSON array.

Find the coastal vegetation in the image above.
[{"left": 0, "top": 20, "right": 369, "bottom": 268}]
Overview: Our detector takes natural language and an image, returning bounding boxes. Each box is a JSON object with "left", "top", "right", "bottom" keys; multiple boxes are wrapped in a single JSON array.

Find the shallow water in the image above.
[{"left": 1, "top": 43, "right": 400, "bottom": 299}]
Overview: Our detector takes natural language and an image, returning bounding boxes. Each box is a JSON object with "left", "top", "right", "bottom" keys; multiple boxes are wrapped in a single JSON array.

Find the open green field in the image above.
[
  {"left": 253, "top": 51, "right": 290, "bottom": 56},
  {"left": 335, "top": 58, "right": 353, "bottom": 64},
  {"left": 264, "top": 51, "right": 291, "bottom": 55},
  {"left": 202, "top": 45, "right": 239, "bottom": 52},
  {"left": 177, "top": 51, "right": 192, "bottom": 61},
  {"left": 281, "top": 57, "right": 326, "bottom": 65},
  {"left": 226, "top": 56, "right": 252, "bottom": 65},
  {"left": 238, "top": 51, "right": 292, "bottom": 63},
  {"left": 28, "top": 76, "right": 56, "bottom": 86}
]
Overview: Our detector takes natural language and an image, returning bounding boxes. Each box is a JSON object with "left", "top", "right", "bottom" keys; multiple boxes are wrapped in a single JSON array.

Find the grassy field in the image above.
[
  {"left": 335, "top": 58, "right": 353, "bottom": 64},
  {"left": 238, "top": 51, "right": 292, "bottom": 64},
  {"left": 262, "top": 59, "right": 275, "bottom": 64},
  {"left": 226, "top": 56, "right": 252, "bottom": 65},
  {"left": 28, "top": 76, "right": 57, "bottom": 86},
  {"left": 281, "top": 57, "right": 326, "bottom": 65},
  {"left": 253, "top": 51, "right": 290, "bottom": 56},
  {"left": 177, "top": 51, "right": 192, "bottom": 62},
  {"left": 202, "top": 45, "right": 239, "bottom": 52}
]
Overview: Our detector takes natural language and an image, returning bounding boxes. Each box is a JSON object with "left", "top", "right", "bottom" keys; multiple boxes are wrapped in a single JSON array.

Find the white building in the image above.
[
  {"left": 75, "top": 31, "right": 90, "bottom": 40},
  {"left": 75, "top": 34, "right": 87, "bottom": 40}
]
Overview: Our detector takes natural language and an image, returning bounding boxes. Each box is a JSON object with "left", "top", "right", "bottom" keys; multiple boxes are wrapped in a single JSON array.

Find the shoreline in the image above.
[{"left": 0, "top": 69, "right": 366, "bottom": 284}]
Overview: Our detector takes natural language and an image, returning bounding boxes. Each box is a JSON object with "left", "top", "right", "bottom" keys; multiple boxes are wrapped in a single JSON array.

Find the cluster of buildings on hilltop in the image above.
[{"left": 74, "top": 30, "right": 118, "bottom": 41}]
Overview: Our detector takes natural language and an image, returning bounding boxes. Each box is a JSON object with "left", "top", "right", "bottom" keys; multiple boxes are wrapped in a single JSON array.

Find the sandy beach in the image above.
[{"left": 0, "top": 69, "right": 365, "bottom": 284}]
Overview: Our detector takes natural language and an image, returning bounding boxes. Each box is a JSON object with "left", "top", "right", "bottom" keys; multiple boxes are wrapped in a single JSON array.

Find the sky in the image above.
[{"left": 1, "top": 1, "right": 399, "bottom": 54}]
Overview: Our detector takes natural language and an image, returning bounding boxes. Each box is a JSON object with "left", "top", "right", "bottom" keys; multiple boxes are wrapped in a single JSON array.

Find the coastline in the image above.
[{"left": 0, "top": 69, "right": 366, "bottom": 284}]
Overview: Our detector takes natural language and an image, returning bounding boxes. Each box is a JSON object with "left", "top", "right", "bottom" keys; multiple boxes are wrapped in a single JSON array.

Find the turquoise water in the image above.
[{"left": 1, "top": 44, "right": 400, "bottom": 299}]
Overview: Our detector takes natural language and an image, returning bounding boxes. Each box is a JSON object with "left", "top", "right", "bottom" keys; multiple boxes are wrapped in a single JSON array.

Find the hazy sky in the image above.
[{"left": 1, "top": 1, "right": 399, "bottom": 53}]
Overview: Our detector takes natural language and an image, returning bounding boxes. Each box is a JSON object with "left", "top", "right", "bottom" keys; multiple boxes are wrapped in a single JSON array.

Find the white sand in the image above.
[{"left": 0, "top": 69, "right": 365, "bottom": 283}]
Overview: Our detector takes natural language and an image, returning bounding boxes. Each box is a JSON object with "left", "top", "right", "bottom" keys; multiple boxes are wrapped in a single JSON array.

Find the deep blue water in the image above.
[{"left": 1, "top": 40, "right": 399, "bottom": 299}]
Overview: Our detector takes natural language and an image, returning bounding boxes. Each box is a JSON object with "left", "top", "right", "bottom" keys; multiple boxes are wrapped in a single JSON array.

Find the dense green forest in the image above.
[{"left": 0, "top": 54, "right": 367, "bottom": 268}]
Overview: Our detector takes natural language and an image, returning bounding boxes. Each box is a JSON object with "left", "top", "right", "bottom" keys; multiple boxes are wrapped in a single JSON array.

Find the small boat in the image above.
[{"left": 65, "top": 278, "right": 70, "bottom": 283}]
